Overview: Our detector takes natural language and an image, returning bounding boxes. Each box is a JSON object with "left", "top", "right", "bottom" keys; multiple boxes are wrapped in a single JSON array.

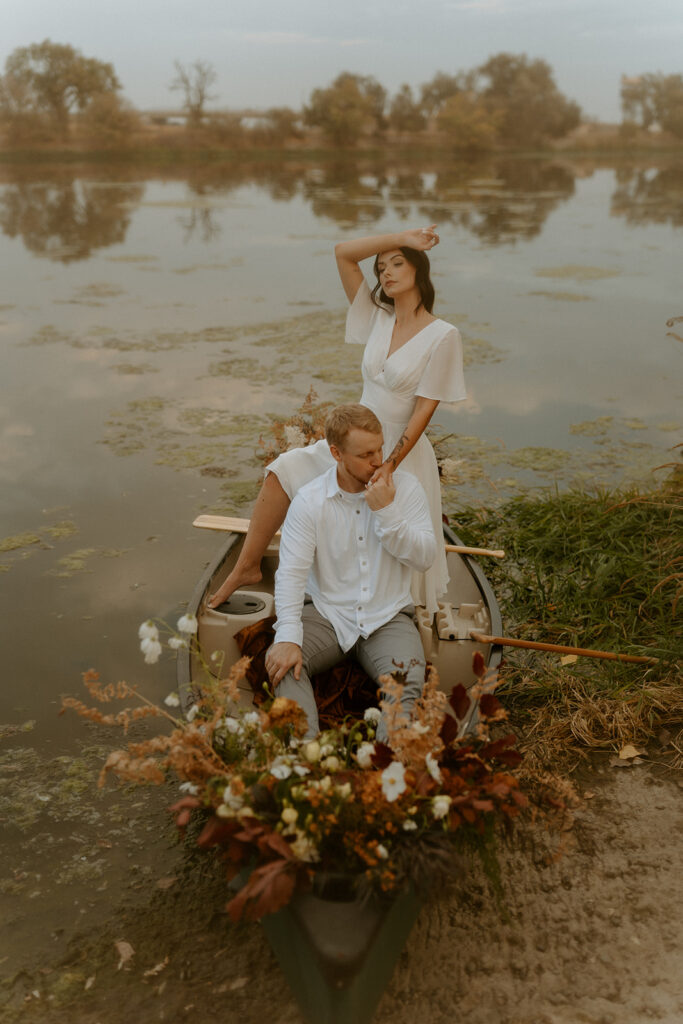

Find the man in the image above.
[{"left": 265, "top": 403, "right": 437, "bottom": 741}]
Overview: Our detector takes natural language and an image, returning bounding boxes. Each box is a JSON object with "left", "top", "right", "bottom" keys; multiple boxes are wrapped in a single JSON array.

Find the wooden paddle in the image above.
[
  {"left": 193, "top": 514, "right": 505, "bottom": 559},
  {"left": 469, "top": 631, "right": 659, "bottom": 665}
]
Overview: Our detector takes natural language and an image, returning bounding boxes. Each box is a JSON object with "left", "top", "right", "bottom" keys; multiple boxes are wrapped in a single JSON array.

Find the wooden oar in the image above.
[
  {"left": 445, "top": 543, "right": 505, "bottom": 559},
  {"left": 193, "top": 514, "right": 277, "bottom": 535},
  {"left": 469, "top": 631, "right": 659, "bottom": 665},
  {"left": 193, "top": 514, "right": 504, "bottom": 559}
]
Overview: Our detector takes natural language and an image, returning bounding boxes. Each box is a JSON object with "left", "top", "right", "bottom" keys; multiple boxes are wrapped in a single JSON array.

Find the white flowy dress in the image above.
[{"left": 266, "top": 281, "right": 467, "bottom": 616}]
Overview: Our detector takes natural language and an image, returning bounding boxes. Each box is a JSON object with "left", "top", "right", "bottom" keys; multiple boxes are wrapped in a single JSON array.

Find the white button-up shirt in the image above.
[{"left": 274, "top": 466, "right": 437, "bottom": 652}]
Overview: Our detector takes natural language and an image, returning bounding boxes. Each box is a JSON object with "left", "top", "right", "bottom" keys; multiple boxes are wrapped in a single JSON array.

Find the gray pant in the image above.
[{"left": 274, "top": 602, "right": 426, "bottom": 741}]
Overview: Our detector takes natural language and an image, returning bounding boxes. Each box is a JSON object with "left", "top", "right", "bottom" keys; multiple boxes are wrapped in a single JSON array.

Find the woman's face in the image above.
[{"left": 376, "top": 249, "right": 416, "bottom": 299}]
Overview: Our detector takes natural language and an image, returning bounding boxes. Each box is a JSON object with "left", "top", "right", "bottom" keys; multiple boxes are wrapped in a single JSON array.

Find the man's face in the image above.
[{"left": 332, "top": 427, "right": 384, "bottom": 489}]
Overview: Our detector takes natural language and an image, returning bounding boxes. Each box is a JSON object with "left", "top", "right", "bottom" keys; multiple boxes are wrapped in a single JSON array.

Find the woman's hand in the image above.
[
  {"left": 401, "top": 225, "right": 439, "bottom": 251},
  {"left": 368, "top": 461, "right": 394, "bottom": 487}
]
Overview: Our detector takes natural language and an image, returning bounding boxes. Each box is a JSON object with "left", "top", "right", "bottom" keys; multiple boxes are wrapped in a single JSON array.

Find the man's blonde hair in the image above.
[{"left": 325, "top": 404, "right": 382, "bottom": 450}]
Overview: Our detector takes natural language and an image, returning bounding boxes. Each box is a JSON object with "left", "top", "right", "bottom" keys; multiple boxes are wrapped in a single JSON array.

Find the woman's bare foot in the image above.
[{"left": 207, "top": 562, "right": 263, "bottom": 608}]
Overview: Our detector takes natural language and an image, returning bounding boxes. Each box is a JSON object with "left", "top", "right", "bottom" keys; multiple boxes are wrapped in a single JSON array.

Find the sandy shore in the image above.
[{"left": 2, "top": 756, "right": 681, "bottom": 1024}]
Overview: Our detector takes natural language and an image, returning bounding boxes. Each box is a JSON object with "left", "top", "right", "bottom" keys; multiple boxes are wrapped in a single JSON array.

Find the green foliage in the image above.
[
  {"left": 304, "top": 72, "right": 387, "bottom": 145},
  {"left": 388, "top": 84, "right": 426, "bottom": 133},
  {"left": 621, "top": 73, "right": 683, "bottom": 139},
  {"left": 0, "top": 39, "right": 120, "bottom": 140},
  {"left": 80, "top": 93, "right": 140, "bottom": 143},
  {"left": 419, "top": 71, "right": 467, "bottom": 119},
  {"left": 452, "top": 472, "right": 682, "bottom": 754},
  {"left": 436, "top": 92, "right": 501, "bottom": 152},
  {"left": 477, "top": 53, "right": 581, "bottom": 146}
]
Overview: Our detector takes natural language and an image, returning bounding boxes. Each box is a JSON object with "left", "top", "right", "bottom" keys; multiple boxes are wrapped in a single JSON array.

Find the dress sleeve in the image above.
[
  {"left": 415, "top": 326, "right": 467, "bottom": 403},
  {"left": 345, "top": 280, "right": 382, "bottom": 345}
]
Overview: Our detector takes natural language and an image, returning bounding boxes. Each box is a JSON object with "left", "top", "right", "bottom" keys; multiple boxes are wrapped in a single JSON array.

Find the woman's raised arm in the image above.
[{"left": 334, "top": 226, "right": 439, "bottom": 303}]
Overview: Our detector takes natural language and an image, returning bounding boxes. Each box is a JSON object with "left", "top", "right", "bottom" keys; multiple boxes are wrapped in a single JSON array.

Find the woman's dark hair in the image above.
[{"left": 371, "top": 247, "right": 435, "bottom": 314}]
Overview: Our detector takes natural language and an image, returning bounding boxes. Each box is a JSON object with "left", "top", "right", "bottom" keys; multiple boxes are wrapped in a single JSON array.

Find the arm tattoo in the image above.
[{"left": 387, "top": 432, "right": 409, "bottom": 469}]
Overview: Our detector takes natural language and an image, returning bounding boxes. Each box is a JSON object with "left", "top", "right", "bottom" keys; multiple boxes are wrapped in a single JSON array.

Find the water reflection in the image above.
[
  {"left": 611, "top": 164, "right": 683, "bottom": 227},
  {"left": 0, "top": 176, "right": 144, "bottom": 262},
  {"left": 2, "top": 158, "right": 683, "bottom": 260},
  {"left": 300, "top": 164, "right": 387, "bottom": 225},
  {"left": 418, "top": 160, "right": 576, "bottom": 245}
]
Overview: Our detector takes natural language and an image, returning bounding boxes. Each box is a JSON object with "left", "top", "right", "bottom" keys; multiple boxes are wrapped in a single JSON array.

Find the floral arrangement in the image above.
[
  {"left": 257, "top": 386, "right": 333, "bottom": 466},
  {"left": 63, "top": 617, "right": 527, "bottom": 922}
]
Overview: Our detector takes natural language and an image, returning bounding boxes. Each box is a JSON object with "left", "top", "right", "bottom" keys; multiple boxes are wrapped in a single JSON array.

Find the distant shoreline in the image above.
[{"left": 2, "top": 137, "right": 683, "bottom": 167}]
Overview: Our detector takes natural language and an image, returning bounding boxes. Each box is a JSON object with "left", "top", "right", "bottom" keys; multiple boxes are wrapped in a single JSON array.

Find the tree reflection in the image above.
[
  {"left": 177, "top": 164, "right": 304, "bottom": 241},
  {"left": 300, "top": 164, "right": 386, "bottom": 225},
  {"left": 388, "top": 173, "right": 426, "bottom": 218},
  {"left": 0, "top": 177, "right": 144, "bottom": 261},
  {"left": 610, "top": 164, "right": 683, "bottom": 227},
  {"left": 296, "top": 159, "right": 575, "bottom": 242},
  {"left": 418, "top": 160, "right": 576, "bottom": 245}
]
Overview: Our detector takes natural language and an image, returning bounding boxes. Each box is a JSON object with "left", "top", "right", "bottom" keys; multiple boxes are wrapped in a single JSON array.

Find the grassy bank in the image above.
[
  {"left": 450, "top": 467, "right": 682, "bottom": 769},
  {"left": 2, "top": 138, "right": 683, "bottom": 168}
]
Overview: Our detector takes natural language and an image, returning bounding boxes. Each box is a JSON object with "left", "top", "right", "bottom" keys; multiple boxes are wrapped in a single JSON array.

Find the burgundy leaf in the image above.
[
  {"left": 479, "top": 693, "right": 503, "bottom": 718},
  {"left": 439, "top": 714, "right": 459, "bottom": 745},
  {"left": 448, "top": 684, "right": 470, "bottom": 721},
  {"left": 197, "top": 816, "right": 238, "bottom": 849},
  {"left": 472, "top": 651, "right": 486, "bottom": 678},
  {"left": 370, "top": 742, "right": 394, "bottom": 769}
]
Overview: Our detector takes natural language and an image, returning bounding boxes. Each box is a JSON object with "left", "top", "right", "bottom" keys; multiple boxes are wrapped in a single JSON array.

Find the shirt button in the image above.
[
  {"left": 355, "top": 509, "right": 360, "bottom": 514},
  {"left": 358, "top": 536, "right": 363, "bottom": 541}
]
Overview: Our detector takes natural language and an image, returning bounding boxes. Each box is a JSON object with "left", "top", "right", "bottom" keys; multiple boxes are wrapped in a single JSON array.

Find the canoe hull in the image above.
[{"left": 178, "top": 523, "right": 502, "bottom": 711}]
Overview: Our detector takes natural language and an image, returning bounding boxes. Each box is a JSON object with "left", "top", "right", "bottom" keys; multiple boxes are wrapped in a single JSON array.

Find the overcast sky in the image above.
[{"left": 3, "top": 0, "right": 682, "bottom": 122}]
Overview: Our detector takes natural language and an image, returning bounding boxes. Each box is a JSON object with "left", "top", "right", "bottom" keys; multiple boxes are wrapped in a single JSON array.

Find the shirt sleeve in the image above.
[
  {"left": 345, "top": 280, "right": 382, "bottom": 346},
  {"left": 415, "top": 326, "right": 467, "bottom": 403},
  {"left": 371, "top": 472, "right": 437, "bottom": 573},
  {"left": 273, "top": 493, "right": 317, "bottom": 648}
]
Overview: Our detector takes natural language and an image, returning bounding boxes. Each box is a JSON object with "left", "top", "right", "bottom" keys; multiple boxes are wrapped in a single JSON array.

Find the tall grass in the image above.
[{"left": 451, "top": 467, "right": 682, "bottom": 765}]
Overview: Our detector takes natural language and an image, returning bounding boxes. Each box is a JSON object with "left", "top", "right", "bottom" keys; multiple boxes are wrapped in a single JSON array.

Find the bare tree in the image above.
[{"left": 170, "top": 60, "right": 218, "bottom": 128}]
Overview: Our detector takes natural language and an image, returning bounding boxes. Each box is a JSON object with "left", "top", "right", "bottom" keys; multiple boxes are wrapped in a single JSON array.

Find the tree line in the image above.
[{"left": 1, "top": 40, "right": 682, "bottom": 151}]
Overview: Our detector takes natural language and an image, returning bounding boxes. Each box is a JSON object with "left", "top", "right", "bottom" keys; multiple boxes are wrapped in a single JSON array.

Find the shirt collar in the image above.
[{"left": 323, "top": 466, "right": 365, "bottom": 502}]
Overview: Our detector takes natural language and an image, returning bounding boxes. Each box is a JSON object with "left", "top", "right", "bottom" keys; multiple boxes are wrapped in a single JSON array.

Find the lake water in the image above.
[{"left": 0, "top": 155, "right": 681, "bottom": 977}]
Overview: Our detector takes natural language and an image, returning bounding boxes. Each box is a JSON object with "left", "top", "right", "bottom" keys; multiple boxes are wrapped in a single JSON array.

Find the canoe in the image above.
[
  {"left": 177, "top": 520, "right": 503, "bottom": 716},
  {"left": 176, "top": 520, "right": 503, "bottom": 1024}
]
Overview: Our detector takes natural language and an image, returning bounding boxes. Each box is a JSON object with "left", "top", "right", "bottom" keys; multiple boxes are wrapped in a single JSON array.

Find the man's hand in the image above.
[
  {"left": 365, "top": 472, "right": 395, "bottom": 510},
  {"left": 265, "top": 642, "right": 303, "bottom": 687}
]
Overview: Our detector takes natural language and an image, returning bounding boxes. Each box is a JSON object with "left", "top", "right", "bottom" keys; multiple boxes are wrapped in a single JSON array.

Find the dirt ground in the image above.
[{"left": 2, "top": 755, "right": 681, "bottom": 1024}]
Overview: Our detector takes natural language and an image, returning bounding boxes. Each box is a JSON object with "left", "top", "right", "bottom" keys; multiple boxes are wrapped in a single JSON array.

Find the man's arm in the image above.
[
  {"left": 270, "top": 492, "right": 317, "bottom": 671},
  {"left": 274, "top": 493, "right": 317, "bottom": 646},
  {"left": 365, "top": 472, "right": 436, "bottom": 572}
]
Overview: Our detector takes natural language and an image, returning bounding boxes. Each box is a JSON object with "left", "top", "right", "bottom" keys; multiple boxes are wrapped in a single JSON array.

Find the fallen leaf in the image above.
[
  {"left": 583, "top": 791, "right": 595, "bottom": 799},
  {"left": 144, "top": 956, "right": 169, "bottom": 978},
  {"left": 230, "top": 977, "right": 249, "bottom": 990},
  {"left": 96, "top": 839, "right": 113, "bottom": 849},
  {"left": 84, "top": 976, "right": 95, "bottom": 991},
  {"left": 619, "top": 744, "right": 645, "bottom": 759},
  {"left": 609, "top": 756, "right": 631, "bottom": 768},
  {"left": 560, "top": 654, "right": 578, "bottom": 666},
  {"left": 115, "top": 940, "right": 135, "bottom": 971},
  {"left": 156, "top": 876, "right": 177, "bottom": 890}
]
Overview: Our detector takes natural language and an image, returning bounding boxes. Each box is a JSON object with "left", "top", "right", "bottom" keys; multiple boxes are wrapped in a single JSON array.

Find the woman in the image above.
[{"left": 208, "top": 225, "right": 466, "bottom": 616}]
